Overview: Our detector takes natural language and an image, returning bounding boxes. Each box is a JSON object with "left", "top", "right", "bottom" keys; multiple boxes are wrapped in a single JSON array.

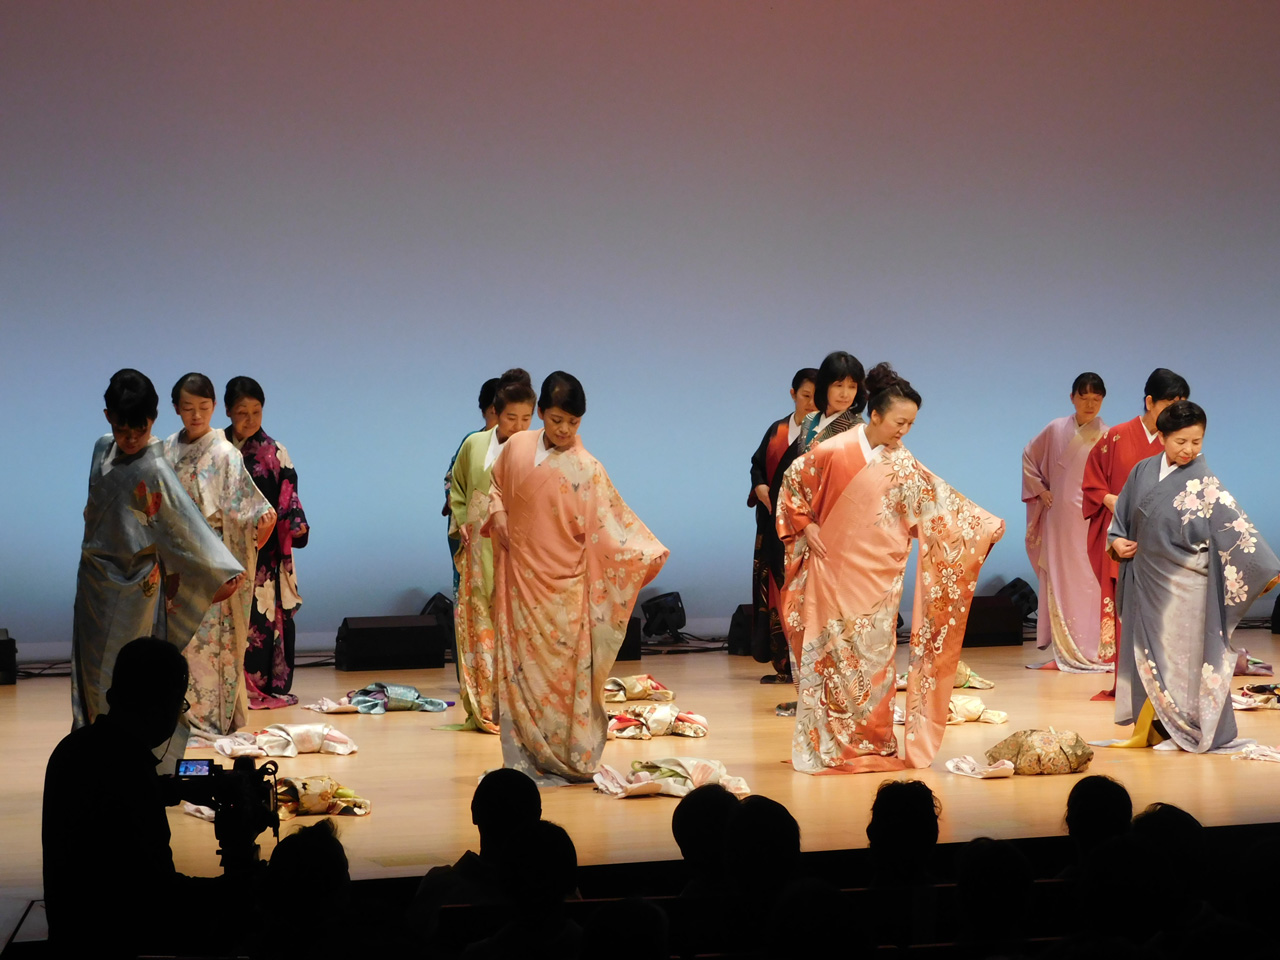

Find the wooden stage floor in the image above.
[{"left": 6, "top": 631, "right": 1280, "bottom": 900}]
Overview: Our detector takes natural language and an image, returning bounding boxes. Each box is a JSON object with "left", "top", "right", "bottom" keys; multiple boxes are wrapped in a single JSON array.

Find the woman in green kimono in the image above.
[
  {"left": 72, "top": 370, "right": 243, "bottom": 757},
  {"left": 1105, "top": 401, "right": 1280, "bottom": 753},
  {"left": 446, "top": 370, "right": 537, "bottom": 732}
]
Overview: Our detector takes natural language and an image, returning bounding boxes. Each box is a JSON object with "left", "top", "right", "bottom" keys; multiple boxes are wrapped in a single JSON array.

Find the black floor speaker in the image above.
[
  {"left": 727, "top": 604, "right": 752, "bottom": 656},
  {"left": 617, "top": 617, "right": 642, "bottom": 662},
  {"left": 963, "top": 596, "right": 1023, "bottom": 647},
  {"left": 0, "top": 629, "right": 14, "bottom": 685},
  {"left": 335, "top": 615, "right": 448, "bottom": 671}
]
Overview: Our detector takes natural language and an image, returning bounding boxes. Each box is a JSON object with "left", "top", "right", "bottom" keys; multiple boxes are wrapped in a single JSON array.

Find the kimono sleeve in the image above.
[
  {"left": 449, "top": 434, "right": 474, "bottom": 534},
  {"left": 1081, "top": 434, "right": 1114, "bottom": 521},
  {"left": 776, "top": 449, "right": 822, "bottom": 543},
  {"left": 748, "top": 420, "right": 778, "bottom": 504},
  {"left": 481, "top": 442, "right": 509, "bottom": 538},
  {"left": 1105, "top": 471, "right": 1138, "bottom": 557},
  {"left": 1021, "top": 425, "right": 1050, "bottom": 502}
]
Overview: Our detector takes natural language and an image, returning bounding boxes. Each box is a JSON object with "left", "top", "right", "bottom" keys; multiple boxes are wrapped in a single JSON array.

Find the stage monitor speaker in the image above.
[
  {"left": 1272, "top": 600, "right": 1279, "bottom": 636},
  {"left": 0, "top": 629, "right": 14, "bottom": 685},
  {"left": 617, "top": 617, "right": 642, "bottom": 662},
  {"left": 335, "top": 615, "right": 447, "bottom": 671},
  {"left": 727, "top": 604, "right": 752, "bottom": 656},
  {"left": 420, "top": 592, "right": 457, "bottom": 664},
  {"left": 963, "top": 596, "right": 1023, "bottom": 647}
]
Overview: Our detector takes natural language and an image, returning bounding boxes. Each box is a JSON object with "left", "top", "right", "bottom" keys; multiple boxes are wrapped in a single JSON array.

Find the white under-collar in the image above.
[
  {"left": 1142, "top": 419, "right": 1158, "bottom": 444},
  {"left": 787, "top": 415, "right": 803, "bottom": 445},
  {"left": 857, "top": 423, "right": 885, "bottom": 463},
  {"left": 816, "top": 410, "right": 841, "bottom": 433},
  {"left": 483, "top": 429, "right": 503, "bottom": 471},
  {"left": 534, "top": 432, "right": 555, "bottom": 467},
  {"left": 1160, "top": 453, "right": 1198, "bottom": 481}
]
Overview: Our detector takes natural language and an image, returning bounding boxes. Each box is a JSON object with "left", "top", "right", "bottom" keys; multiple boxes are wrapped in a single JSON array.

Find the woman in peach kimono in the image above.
[
  {"left": 777, "top": 364, "right": 1004, "bottom": 774},
  {"left": 485, "top": 372, "right": 668, "bottom": 785}
]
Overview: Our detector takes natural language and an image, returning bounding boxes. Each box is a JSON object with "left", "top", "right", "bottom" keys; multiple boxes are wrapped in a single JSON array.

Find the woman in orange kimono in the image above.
[
  {"left": 485, "top": 371, "right": 669, "bottom": 785},
  {"left": 777, "top": 364, "right": 1004, "bottom": 774}
]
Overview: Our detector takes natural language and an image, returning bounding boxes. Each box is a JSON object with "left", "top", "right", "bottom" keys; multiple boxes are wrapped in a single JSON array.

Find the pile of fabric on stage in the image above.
[
  {"left": 604, "top": 674, "right": 708, "bottom": 740},
  {"left": 946, "top": 728, "right": 1092, "bottom": 778},
  {"left": 304, "top": 682, "right": 450, "bottom": 714},
  {"left": 277, "top": 776, "right": 370, "bottom": 819},
  {"left": 897, "top": 659, "right": 995, "bottom": 691},
  {"left": 894, "top": 694, "right": 1007, "bottom": 727},
  {"left": 212, "top": 722, "right": 357, "bottom": 757},
  {"left": 593, "top": 758, "right": 750, "bottom": 799}
]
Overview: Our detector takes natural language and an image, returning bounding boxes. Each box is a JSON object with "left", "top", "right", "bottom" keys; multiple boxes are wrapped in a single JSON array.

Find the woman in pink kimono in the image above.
[
  {"left": 1022, "top": 372, "right": 1109, "bottom": 672},
  {"left": 164, "top": 373, "right": 276, "bottom": 741},
  {"left": 485, "top": 372, "right": 669, "bottom": 785},
  {"left": 777, "top": 364, "right": 1004, "bottom": 774}
]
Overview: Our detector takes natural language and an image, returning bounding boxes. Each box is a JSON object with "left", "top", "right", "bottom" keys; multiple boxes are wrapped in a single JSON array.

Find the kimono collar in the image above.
[
  {"left": 805, "top": 407, "right": 864, "bottom": 450},
  {"left": 225, "top": 425, "right": 265, "bottom": 451},
  {"left": 1159, "top": 452, "right": 1201, "bottom": 482}
]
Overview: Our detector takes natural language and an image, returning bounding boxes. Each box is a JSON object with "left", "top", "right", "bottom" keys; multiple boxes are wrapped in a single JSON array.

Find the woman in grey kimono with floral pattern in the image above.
[{"left": 1105, "top": 401, "right": 1279, "bottom": 753}]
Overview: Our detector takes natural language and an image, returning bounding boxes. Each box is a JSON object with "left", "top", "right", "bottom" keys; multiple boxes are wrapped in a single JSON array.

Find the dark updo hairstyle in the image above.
[
  {"left": 224, "top": 376, "right": 265, "bottom": 410},
  {"left": 865, "top": 362, "right": 923, "bottom": 417},
  {"left": 493, "top": 368, "right": 537, "bottom": 414},
  {"left": 171, "top": 372, "right": 216, "bottom": 406},
  {"left": 791, "top": 367, "right": 820, "bottom": 392},
  {"left": 103, "top": 368, "right": 159, "bottom": 429},
  {"left": 1155, "top": 399, "right": 1206, "bottom": 435},
  {"left": 813, "top": 351, "right": 867, "bottom": 416},
  {"left": 1143, "top": 368, "right": 1190, "bottom": 405},
  {"left": 538, "top": 371, "right": 587, "bottom": 418},
  {"left": 1071, "top": 372, "right": 1106, "bottom": 397},
  {"left": 478, "top": 377, "right": 501, "bottom": 414}
]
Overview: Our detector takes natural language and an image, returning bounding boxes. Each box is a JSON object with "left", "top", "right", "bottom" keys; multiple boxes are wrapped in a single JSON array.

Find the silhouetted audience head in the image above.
[
  {"left": 866, "top": 779, "right": 940, "bottom": 882},
  {"left": 270, "top": 818, "right": 351, "bottom": 908},
  {"left": 107, "top": 636, "right": 189, "bottom": 748},
  {"left": 671, "top": 782, "right": 740, "bottom": 891},
  {"left": 472, "top": 768, "right": 542, "bottom": 856},
  {"left": 723, "top": 795, "right": 801, "bottom": 890},
  {"left": 1132, "top": 802, "right": 1207, "bottom": 891},
  {"left": 1064, "top": 775, "right": 1132, "bottom": 854},
  {"left": 503, "top": 819, "right": 578, "bottom": 906}
]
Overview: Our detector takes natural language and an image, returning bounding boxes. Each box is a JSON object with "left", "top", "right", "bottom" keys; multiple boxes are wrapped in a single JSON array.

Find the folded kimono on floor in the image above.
[
  {"left": 896, "top": 659, "right": 994, "bottom": 692},
  {"left": 593, "top": 758, "right": 750, "bottom": 799},
  {"left": 277, "top": 775, "right": 370, "bottom": 820},
  {"left": 213, "top": 723, "right": 357, "bottom": 758},
  {"left": 304, "top": 682, "right": 450, "bottom": 714},
  {"left": 893, "top": 694, "right": 1007, "bottom": 726},
  {"left": 945, "top": 756, "right": 1016, "bottom": 779},
  {"left": 607, "top": 703, "right": 707, "bottom": 739},
  {"left": 603, "top": 674, "right": 675, "bottom": 702}
]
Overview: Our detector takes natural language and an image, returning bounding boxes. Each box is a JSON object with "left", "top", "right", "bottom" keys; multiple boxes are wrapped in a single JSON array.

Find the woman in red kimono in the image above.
[
  {"left": 777, "top": 364, "right": 1004, "bottom": 774},
  {"left": 1081, "top": 367, "right": 1188, "bottom": 699}
]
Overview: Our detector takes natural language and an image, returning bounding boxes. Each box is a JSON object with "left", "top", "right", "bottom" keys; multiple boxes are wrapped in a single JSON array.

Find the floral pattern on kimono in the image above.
[
  {"left": 232, "top": 427, "right": 308, "bottom": 706},
  {"left": 777, "top": 427, "right": 1004, "bottom": 774},
  {"left": 1109, "top": 456, "right": 1280, "bottom": 753},
  {"left": 748, "top": 415, "right": 795, "bottom": 674},
  {"left": 484, "top": 429, "right": 668, "bottom": 785},
  {"left": 447, "top": 427, "right": 501, "bottom": 733},
  {"left": 164, "top": 429, "right": 275, "bottom": 739}
]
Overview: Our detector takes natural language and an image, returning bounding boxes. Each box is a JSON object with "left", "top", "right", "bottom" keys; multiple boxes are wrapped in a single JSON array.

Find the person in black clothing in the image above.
[{"left": 42, "top": 636, "right": 216, "bottom": 958}]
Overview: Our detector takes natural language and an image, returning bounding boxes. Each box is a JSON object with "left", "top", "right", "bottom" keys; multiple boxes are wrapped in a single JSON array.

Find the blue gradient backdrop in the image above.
[{"left": 3, "top": 2, "right": 1277, "bottom": 654}]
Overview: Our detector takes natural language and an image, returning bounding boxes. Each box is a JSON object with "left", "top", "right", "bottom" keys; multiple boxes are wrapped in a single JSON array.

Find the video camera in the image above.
[{"left": 175, "top": 756, "right": 280, "bottom": 871}]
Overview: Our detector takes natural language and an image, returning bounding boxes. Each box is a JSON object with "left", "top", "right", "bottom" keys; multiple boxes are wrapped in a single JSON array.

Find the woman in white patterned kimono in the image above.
[
  {"left": 164, "top": 373, "right": 276, "bottom": 741},
  {"left": 1105, "top": 401, "right": 1280, "bottom": 753}
]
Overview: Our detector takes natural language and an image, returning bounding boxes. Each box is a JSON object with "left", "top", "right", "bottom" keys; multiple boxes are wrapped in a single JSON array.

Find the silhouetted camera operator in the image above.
[{"left": 42, "top": 636, "right": 228, "bottom": 957}]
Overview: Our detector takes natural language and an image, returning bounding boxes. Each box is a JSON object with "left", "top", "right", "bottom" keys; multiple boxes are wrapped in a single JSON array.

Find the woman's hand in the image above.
[
  {"left": 458, "top": 523, "right": 472, "bottom": 548},
  {"left": 805, "top": 523, "right": 827, "bottom": 560},
  {"left": 1110, "top": 538, "right": 1138, "bottom": 559},
  {"left": 1103, "top": 493, "right": 1119, "bottom": 513},
  {"left": 754, "top": 484, "right": 772, "bottom": 513},
  {"left": 491, "top": 512, "right": 510, "bottom": 551},
  {"left": 212, "top": 574, "right": 243, "bottom": 603},
  {"left": 1038, "top": 490, "right": 1053, "bottom": 508},
  {"left": 256, "top": 509, "right": 277, "bottom": 548}
]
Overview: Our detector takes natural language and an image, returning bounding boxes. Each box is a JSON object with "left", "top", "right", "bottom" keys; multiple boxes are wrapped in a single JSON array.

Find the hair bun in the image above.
[
  {"left": 498, "top": 367, "right": 533, "bottom": 387},
  {"left": 865, "top": 362, "right": 902, "bottom": 397}
]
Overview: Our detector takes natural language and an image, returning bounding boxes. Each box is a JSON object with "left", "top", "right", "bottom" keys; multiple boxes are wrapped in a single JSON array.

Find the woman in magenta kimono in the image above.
[
  {"left": 224, "top": 376, "right": 310, "bottom": 709},
  {"left": 777, "top": 364, "right": 1004, "bottom": 774},
  {"left": 1022, "top": 372, "right": 1109, "bottom": 671},
  {"left": 164, "top": 373, "right": 275, "bottom": 740},
  {"left": 485, "top": 371, "right": 669, "bottom": 785}
]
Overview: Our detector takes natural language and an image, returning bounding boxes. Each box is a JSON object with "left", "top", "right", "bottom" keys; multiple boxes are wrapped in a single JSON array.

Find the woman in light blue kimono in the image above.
[
  {"left": 72, "top": 370, "right": 243, "bottom": 752},
  {"left": 1104, "top": 401, "right": 1280, "bottom": 753}
]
